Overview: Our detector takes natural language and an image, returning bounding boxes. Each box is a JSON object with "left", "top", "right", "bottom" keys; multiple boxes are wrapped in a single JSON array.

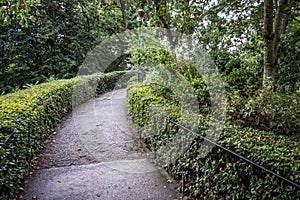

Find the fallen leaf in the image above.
[
  {"left": 32, "top": 195, "right": 38, "bottom": 199},
  {"left": 166, "top": 179, "right": 173, "bottom": 184},
  {"left": 266, "top": 138, "right": 273, "bottom": 143},
  {"left": 20, "top": 2, "right": 25, "bottom": 8}
]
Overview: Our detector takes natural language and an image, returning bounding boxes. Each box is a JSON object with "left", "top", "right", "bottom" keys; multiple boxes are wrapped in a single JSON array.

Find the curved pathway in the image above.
[{"left": 20, "top": 89, "right": 178, "bottom": 200}]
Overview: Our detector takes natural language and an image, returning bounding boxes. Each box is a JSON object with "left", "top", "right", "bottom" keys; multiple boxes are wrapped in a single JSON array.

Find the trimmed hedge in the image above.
[
  {"left": 127, "top": 81, "right": 300, "bottom": 199},
  {"left": 127, "top": 83, "right": 182, "bottom": 151},
  {"left": 0, "top": 71, "right": 126, "bottom": 198}
]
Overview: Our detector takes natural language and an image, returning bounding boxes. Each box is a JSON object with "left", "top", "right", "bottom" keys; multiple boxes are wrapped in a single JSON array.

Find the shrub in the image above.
[
  {"left": 227, "top": 89, "right": 300, "bottom": 139},
  {"left": 128, "top": 47, "right": 175, "bottom": 69},
  {"left": 0, "top": 71, "right": 125, "bottom": 198},
  {"left": 223, "top": 67, "right": 261, "bottom": 96},
  {"left": 188, "top": 125, "right": 300, "bottom": 199},
  {"left": 127, "top": 80, "right": 300, "bottom": 199},
  {"left": 127, "top": 46, "right": 299, "bottom": 198}
]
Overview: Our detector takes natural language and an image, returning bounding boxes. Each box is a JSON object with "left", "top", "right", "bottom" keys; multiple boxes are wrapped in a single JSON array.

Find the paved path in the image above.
[{"left": 20, "top": 89, "right": 178, "bottom": 200}]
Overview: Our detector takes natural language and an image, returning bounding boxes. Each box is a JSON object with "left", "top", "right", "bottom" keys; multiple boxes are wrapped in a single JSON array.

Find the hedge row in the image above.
[
  {"left": 0, "top": 71, "right": 126, "bottom": 198},
  {"left": 127, "top": 82, "right": 300, "bottom": 199}
]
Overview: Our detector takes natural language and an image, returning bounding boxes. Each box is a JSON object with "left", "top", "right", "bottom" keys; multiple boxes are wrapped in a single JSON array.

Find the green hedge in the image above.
[
  {"left": 0, "top": 71, "right": 126, "bottom": 198},
  {"left": 227, "top": 89, "right": 300, "bottom": 139},
  {"left": 127, "top": 42, "right": 300, "bottom": 199},
  {"left": 127, "top": 83, "right": 182, "bottom": 151},
  {"left": 127, "top": 81, "right": 300, "bottom": 199}
]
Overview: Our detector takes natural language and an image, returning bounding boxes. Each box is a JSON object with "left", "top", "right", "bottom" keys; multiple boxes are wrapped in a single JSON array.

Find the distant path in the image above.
[{"left": 20, "top": 89, "right": 178, "bottom": 200}]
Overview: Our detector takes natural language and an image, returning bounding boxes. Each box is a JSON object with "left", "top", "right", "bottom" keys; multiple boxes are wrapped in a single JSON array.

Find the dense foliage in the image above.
[
  {"left": 0, "top": 0, "right": 299, "bottom": 199},
  {"left": 0, "top": 0, "right": 137, "bottom": 94},
  {"left": 127, "top": 71, "right": 300, "bottom": 199},
  {"left": 0, "top": 71, "right": 125, "bottom": 198},
  {"left": 227, "top": 89, "right": 300, "bottom": 138},
  {"left": 0, "top": 1, "right": 92, "bottom": 94},
  {"left": 127, "top": 45, "right": 299, "bottom": 198},
  {"left": 1, "top": 0, "right": 299, "bottom": 93}
]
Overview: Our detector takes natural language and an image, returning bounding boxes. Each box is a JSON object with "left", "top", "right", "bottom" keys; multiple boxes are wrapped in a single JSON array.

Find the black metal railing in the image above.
[
  {"left": 164, "top": 115, "right": 300, "bottom": 189},
  {"left": 144, "top": 109, "right": 300, "bottom": 198}
]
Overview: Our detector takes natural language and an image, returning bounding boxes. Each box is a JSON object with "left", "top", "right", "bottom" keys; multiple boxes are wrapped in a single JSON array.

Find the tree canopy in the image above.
[{"left": 0, "top": 0, "right": 299, "bottom": 93}]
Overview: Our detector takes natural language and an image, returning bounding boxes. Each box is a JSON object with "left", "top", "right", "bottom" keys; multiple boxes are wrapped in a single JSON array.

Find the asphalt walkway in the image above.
[{"left": 20, "top": 89, "right": 178, "bottom": 200}]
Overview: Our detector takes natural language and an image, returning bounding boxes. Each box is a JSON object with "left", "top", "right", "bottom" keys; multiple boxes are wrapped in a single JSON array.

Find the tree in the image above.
[
  {"left": 139, "top": 0, "right": 299, "bottom": 90},
  {"left": 1, "top": 0, "right": 299, "bottom": 93},
  {"left": 0, "top": 0, "right": 139, "bottom": 94},
  {"left": 263, "top": 0, "right": 289, "bottom": 87},
  {"left": 137, "top": 0, "right": 200, "bottom": 49},
  {"left": 120, "top": 0, "right": 128, "bottom": 31},
  {"left": 0, "top": 0, "right": 98, "bottom": 94},
  {"left": 0, "top": 0, "right": 41, "bottom": 27}
]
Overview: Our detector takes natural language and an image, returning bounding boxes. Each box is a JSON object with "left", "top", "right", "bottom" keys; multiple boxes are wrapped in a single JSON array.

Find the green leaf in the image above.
[{"left": 30, "top": 16, "right": 37, "bottom": 23}]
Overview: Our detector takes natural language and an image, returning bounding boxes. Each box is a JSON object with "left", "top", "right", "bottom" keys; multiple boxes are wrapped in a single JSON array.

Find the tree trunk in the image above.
[
  {"left": 263, "top": 0, "right": 289, "bottom": 87},
  {"left": 119, "top": 0, "right": 128, "bottom": 70},
  {"left": 119, "top": 0, "right": 128, "bottom": 31},
  {"left": 272, "top": 0, "right": 289, "bottom": 67},
  {"left": 154, "top": 0, "right": 176, "bottom": 50},
  {"left": 263, "top": 0, "right": 275, "bottom": 87}
]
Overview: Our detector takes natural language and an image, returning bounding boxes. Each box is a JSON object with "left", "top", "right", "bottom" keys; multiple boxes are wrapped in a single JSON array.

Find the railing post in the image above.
[{"left": 153, "top": 114, "right": 157, "bottom": 159}]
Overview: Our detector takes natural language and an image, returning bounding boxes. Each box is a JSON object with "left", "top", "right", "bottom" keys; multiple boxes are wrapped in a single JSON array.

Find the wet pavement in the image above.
[{"left": 20, "top": 89, "right": 178, "bottom": 200}]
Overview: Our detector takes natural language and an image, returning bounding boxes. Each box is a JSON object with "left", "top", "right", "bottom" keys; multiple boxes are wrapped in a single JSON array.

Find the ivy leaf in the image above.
[{"left": 30, "top": 16, "right": 37, "bottom": 23}]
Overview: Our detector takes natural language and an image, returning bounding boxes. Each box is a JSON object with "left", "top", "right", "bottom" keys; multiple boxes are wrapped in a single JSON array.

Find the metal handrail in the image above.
[{"left": 152, "top": 110, "right": 300, "bottom": 189}]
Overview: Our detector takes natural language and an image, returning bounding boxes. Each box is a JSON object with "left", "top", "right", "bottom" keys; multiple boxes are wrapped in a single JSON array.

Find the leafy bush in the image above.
[
  {"left": 187, "top": 125, "right": 300, "bottom": 199},
  {"left": 227, "top": 89, "right": 300, "bottom": 139},
  {"left": 277, "top": 33, "right": 300, "bottom": 93},
  {"left": 128, "top": 47, "right": 211, "bottom": 114},
  {"left": 127, "top": 80, "right": 300, "bottom": 199},
  {"left": 224, "top": 67, "right": 261, "bottom": 96},
  {"left": 127, "top": 82, "right": 197, "bottom": 166},
  {"left": 211, "top": 48, "right": 263, "bottom": 95},
  {"left": 128, "top": 47, "right": 175, "bottom": 69},
  {"left": 127, "top": 45, "right": 299, "bottom": 198},
  {"left": 0, "top": 71, "right": 125, "bottom": 198}
]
